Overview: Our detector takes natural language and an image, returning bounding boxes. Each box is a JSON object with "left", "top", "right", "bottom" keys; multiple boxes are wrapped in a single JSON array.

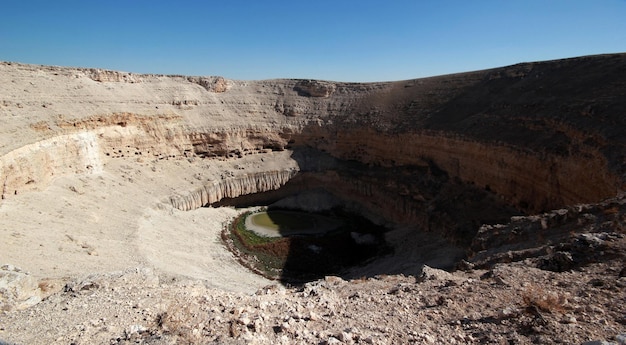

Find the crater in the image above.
[
  {"left": 204, "top": 147, "right": 522, "bottom": 283},
  {"left": 222, "top": 204, "right": 390, "bottom": 283},
  {"left": 1, "top": 55, "right": 625, "bottom": 290},
  {"left": 2, "top": 54, "right": 626, "bottom": 344}
]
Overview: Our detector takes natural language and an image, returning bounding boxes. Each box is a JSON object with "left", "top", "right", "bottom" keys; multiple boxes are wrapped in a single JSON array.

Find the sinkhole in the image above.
[
  {"left": 213, "top": 149, "right": 522, "bottom": 284},
  {"left": 218, "top": 189, "right": 392, "bottom": 284}
]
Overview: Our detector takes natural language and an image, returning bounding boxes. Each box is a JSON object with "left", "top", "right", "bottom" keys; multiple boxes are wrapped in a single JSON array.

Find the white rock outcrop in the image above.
[
  {"left": 0, "top": 264, "right": 42, "bottom": 312},
  {"left": 170, "top": 169, "right": 299, "bottom": 211},
  {"left": 0, "top": 132, "right": 102, "bottom": 199}
]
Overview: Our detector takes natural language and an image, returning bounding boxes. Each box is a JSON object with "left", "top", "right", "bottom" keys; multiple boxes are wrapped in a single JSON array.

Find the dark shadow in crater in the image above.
[
  {"left": 216, "top": 186, "right": 393, "bottom": 284},
  {"left": 267, "top": 206, "right": 391, "bottom": 283},
  {"left": 215, "top": 146, "right": 521, "bottom": 285}
]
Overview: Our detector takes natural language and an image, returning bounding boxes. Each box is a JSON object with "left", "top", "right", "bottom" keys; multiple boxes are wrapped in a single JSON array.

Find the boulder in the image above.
[{"left": 0, "top": 264, "right": 42, "bottom": 312}]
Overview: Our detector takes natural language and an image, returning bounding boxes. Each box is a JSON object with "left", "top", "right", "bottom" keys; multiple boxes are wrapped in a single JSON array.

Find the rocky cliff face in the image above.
[
  {"left": 293, "top": 128, "right": 619, "bottom": 213},
  {"left": 0, "top": 132, "right": 102, "bottom": 198},
  {"left": 1, "top": 54, "right": 625, "bottom": 243},
  {"left": 169, "top": 170, "right": 299, "bottom": 211}
]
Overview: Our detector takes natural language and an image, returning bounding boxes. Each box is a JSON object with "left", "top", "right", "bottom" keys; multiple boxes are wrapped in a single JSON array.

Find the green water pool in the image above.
[{"left": 246, "top": 210, "right": 343, "bottom": 237}]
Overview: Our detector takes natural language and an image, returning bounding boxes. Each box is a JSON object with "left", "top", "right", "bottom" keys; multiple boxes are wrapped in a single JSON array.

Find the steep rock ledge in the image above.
[
  {"left": 294, "top": 80, "right": 336, "bottom": 97},
  {"left": 169, "top": 169, "right": 299, "bottom": 211},
  {"left": 89, "top": 69, "right": 139, "bottom": 83},
  {"left": 0, "top": 132, "right": 102, "bottom": 199},
  {"left": 3, "top": 110, "right": 619, "bottom": 222},
  {"left": 0, "top": 114, "right": 187, "bottom": 198},
  {"left": 1, "top": 54, "right": 625, "bottom": 247},
  {"left": 204, "top": 151, "right": 520, "bottom": 247},
  {"left": 186, "top": 76, "right": 229, "bottom": 93},
  {"left": 292, "top": 127, "right": 621, "bottom": 213}
]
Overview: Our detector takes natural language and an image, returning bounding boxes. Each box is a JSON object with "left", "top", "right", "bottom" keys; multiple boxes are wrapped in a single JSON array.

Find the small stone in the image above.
[
  {"left": 239, "top": 316, "right": 251, "bottom": 326},
  {"left": 589, "top": 305, "right": 605, "bottom": 314},
  {"left": 0, "top": 266, "right": 42, "bottom": 311},
  {"left": 418, "top": 333, "right": 435, "bottom": 344},
  {"left": 338, "top": 331, "right": 352, "bottom": 341},
  {"left": 561, "top": 314, "right": 577, "bottom": 324},
  {"left": 19, "top": 296, "right": 42, "bottom": 309},
  {"left": 539, "top": 251, "right": 574, "bottom": 272},
  {"left": 324, "top": 276, "right": 344, "bottom": 285},
  {"left": 308, "top": 310, "right": 320, "bottom": 321},
  {"left": 499, "top": 306, "right": 518, "bottom": 318},
  {"left": 494, "top": 276, "right": 509, "bottom": 286},
  {"left": 134, "top": 324, "right": 147, "bottom": 333},
  {"left": 327, "top": 336, "right": 342, "bottom": 344},
  {"left": 588, "top": 278, "right": 605, "bottom": 287},
  {"left": 125, "top": 324, "right": 147, "bottom": 340},
  {"left": 253, "top": 319, "right": 263, "bottom": 332},
  {"left": 1, "top": 264, "right": 17, "bottom": 272}
]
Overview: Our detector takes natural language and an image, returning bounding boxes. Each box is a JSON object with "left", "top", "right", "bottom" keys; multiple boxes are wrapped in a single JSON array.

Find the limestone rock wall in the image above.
[
  {"left": 57, "top": 113, "right": 194, "bottom": 160},
  {"left": 1, "top": 54, "right": 625, "bottom": 215},
  {"left": 170, "top": 169, "right": 299, "bottom": 211},
  {"left": 0, "top": 132, "right": 102, "bottom": 199},
  {"left": 294, "top": 80, "right": 336, "bottom": 97},
  {"left": 186, "top": 76, "right": 229, "bottom": 93},
  {"left": 0, "top": 112, "right": 193, "bottom": 199},
  {"left": 294, "top": 128, "right": 619, "bottom": 213},
  {"left": 89, "top": 69, "right": 139, "bottom": 83}
]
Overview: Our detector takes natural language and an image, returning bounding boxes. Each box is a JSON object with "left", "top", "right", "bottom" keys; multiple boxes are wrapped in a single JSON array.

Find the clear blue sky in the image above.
[{"left": 1, "top": 1, "right": 625, "bottom": 82}]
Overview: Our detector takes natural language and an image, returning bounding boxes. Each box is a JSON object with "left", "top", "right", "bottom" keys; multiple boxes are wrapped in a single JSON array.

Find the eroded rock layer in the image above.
[
  {"left": 169, "top": 170, "right": 299, "bottom": 211},
  {"left": 2, "top": 55, "right": 626, "bottom": 344},
  {"left": 1, "top": 54, "right": 625, "bottom": 251}
]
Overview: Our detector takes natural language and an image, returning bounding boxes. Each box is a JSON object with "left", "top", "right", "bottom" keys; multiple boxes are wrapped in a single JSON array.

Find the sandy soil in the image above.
[{"left": 0, "top": 152, "right": 296, "bottom": 293}]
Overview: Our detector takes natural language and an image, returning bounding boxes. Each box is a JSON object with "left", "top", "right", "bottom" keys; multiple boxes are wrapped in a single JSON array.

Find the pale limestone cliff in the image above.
[
  {"left": 89, "top": 68, "right": 139, "bottom": 83},
  {"left": 186, "top": 76, "right": 229, "bottom": 93},
  {"left": 0, "top": 132, "right": 102, "bottom": 198},
  {"left": 1, "top": 54, "right": 625, "bottom": 240},
  {"left": 170, "top": 169, "right": 299, "bottom": 211},
  {"left": 296, "top": 129, "right": 619, "bottom": 213}
]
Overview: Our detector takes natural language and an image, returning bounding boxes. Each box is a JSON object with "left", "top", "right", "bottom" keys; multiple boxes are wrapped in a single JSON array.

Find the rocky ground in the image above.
[
  {"left": 2, "top": 194, "right": 625, "bottom": 344},
  {"left": 1, "top": 255, "right": 625, "bottom": 344}
]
